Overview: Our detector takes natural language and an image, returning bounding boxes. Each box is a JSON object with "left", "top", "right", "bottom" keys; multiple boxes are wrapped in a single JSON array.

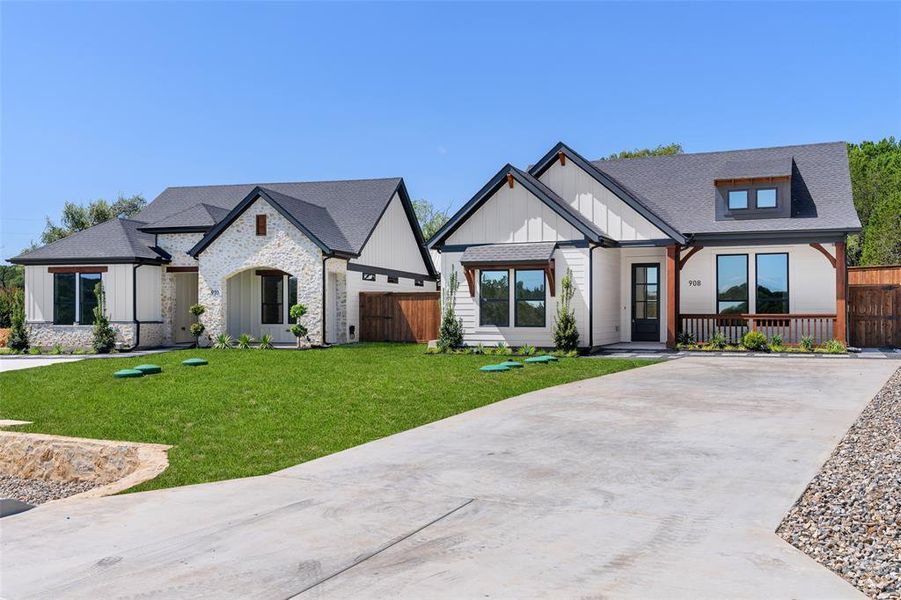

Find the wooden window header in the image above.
[
  {"left": 166, "top": 266, "right": 198, "bottom": 273},
  {"left": 48, "top": 266, "right": 107, "bottom": 274},
  {"left": 462, "top": 261, "right": 556, "bottom": 299},
  {"left": 255, "top": 214, "right": 267, "bottom": 236},
  {"left": 255, "top": 269, "right": 289, "bottom": 278},
  {"left": 714, "top": 175, "right": 790, "bottom": 187}
]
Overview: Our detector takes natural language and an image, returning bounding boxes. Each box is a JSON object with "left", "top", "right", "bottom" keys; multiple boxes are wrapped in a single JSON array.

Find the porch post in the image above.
[
  {"left": 666, "top": 244, "right": 678, "bottom": 348},
  {"left": 835, "top": 241, "right": 847, "bottom": 344}
]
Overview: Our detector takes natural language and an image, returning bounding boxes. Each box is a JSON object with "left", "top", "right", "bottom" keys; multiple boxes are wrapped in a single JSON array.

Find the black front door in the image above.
[{"left": 631, "top": 263, "right": 660, "bottom": 342}]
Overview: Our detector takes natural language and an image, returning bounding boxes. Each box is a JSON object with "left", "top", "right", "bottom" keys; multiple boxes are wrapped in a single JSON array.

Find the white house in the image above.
[
  {"left": 10, "top": 178, "right": 437, "bottom": 349},
  {"left": 428, "top": 142, "right": 860, "bottom": 349}
]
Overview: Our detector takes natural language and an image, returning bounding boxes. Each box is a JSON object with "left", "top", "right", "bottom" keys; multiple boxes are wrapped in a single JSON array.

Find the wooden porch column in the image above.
[
  {"left": 666, "top": 244, "right": 678, "bottom": 348},
  {"left": 835, "top": 241, "right": 847, "bottom": 344}
]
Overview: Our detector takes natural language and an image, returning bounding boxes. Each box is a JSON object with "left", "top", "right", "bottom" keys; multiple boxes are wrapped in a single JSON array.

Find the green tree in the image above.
[
  {"left": 91, "top": 282, "right": 117, "bottom": 353},
  {"left": 412, "top": 198, "right": 450, "bottom": 241},
  {"left": 553, "top": 268, "right": 579, "bottom": 352},
  {"left": 860, "top": 191, "right": 901, "bottom": 265},
  {"left": 604, "top": 143, "right": 683, "bottom": 160},
  {"left": 41, "top": 194, "right": 146, "bottom": 245},
  {"left": 0, "top": 264, "right": 24, "bottom": 289},
  {"left": 847, "top": 138, "right": 901, "bottom": 265},
  {"left": 437, "top": 269, "right": 463, "bottom": 350},
  {"left": 7, "top": 289, "right": 29, "bottom": 352}
]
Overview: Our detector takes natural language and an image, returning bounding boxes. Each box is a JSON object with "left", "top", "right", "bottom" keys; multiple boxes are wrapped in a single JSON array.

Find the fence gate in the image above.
[
  {"left": 359, "top": 292, "right": 440, "bottom": 343},
  {"left": 849, "top": 266, "right": 901, "bottom": 348}
]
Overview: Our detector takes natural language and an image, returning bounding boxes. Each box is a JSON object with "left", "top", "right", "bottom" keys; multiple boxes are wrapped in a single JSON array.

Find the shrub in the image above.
[
  {"left": 800, "top": 335, "right": 814, "bottom": 352},
  {"left": 677, "top": 331, "right": 695, "bottom": 346},
  {"left": 237, "top": 333, "right": 254, "bottom": 349},
  {"left": 553, "top": 268, "right": 579, "bottom": 352},
  {"left": 517, "top": 344, "right": 536, "bottom": 356},
  {"left": 289, "top": 304, "right": 308, "bottom": 347},
  {"left": 7, "top": 289, "right": 28, "bottom": 352},
  {"left": 91, "top": 282, "right": 117, "bottom": 354},
  {"left": 473, "top": 343, "right": 485, "bottom": 355},
  {"left": 28, "top": 346, "right": 42, "bottom": 355},
  {"left": 258, "top": 334, "right": 274, "bottom": 350},
  {"left": 494, "top": 342, "right": 509, "bottom": 355},
  {"left": 213, "top": 334, "right": 234, "bottom": 349},
  {"left": 50, "top": 343, "right": 63, "bottom": 355},
  {"left": 741, "top": 330, "right": 768, "bottom": 351},
  {"left": 438, "top": 269, "right": 464, "bottom": 350},
  {"left": 708, "top": 331, "right": 727, "bottom": 349},
  {"left": 818, "top": 339, "right": 847, "bottom": 354},
  {"left": 188, "top": 303, "right": 206, "bottom": 347},
  {"left": 770, "top": 333, "right": 784, "bottom": 349},
  {"left": 189, "top": 304, "right": 206, "bottom": 318}
]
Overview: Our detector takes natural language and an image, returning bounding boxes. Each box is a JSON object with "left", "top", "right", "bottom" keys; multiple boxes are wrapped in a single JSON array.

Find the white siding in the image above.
[
  {"left": 352, "top": 192, "right": 431, "bottom": 275},
  {"left": 136, "top": 265, "right": 162, "bottom": 321},
  {"left": 618, "top": 247, "right": 669, "bottom": 343},
  {"left": 538, "top": 160, "right": 668, "bottom": 241},
  {"left": 24, "top": 264, "right": 134, "bottom": 323},
  {"left": 104, "top": 264, "right": 133, "bottom": 321},
  {"left": 591, "top": 247, "right": 621, "bottom": 345},
  {"left": 24, "top": 266, "right": 53, "bottom": 322},
  {"left": 445, "top": 181, "right": 582, "bottom": 245},
  {"left": 679, "top": 243, "right": 836, "bottom": 314},
  {"left": 345, "top": 271, "right": 437, "bottom": 342},
  {"left": 226, "top": 269, "right": 262, "bottom": 337},
  {"left": 440, "top": 246, "right": 590, "bottom": 348}
]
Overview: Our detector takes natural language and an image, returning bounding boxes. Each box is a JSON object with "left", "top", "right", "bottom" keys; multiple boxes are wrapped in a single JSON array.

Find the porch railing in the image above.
[{"left": 679, "top": 313, "right": 837, "bottom": 346}]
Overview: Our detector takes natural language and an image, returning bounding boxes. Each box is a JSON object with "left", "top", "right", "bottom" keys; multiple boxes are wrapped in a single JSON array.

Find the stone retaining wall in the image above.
[{"left": 26, "top": 322, "right": 166, "bottom": 350}]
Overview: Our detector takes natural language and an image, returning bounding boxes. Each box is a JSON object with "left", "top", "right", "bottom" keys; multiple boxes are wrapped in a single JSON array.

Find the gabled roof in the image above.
[
  {"left": 9, "top": 219, "right": 170, "bottom": 265},
  {"left": 139, "top": 203, "right": 231, "bottom": 233},
  {"left": 428, "top": 164, "right": 612, "bottom": 248},
  {"left": 589, "top": 142, "right": 859, "bottom": 235}
]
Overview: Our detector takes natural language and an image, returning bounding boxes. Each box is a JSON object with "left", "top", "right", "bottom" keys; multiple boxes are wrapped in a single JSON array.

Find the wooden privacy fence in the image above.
[
  {"left": 359, "top": 292, "right": 440, "bottom": 343},
  {"left": 680, "top": 314, "right": 837, "bottom": 345},
  {"left": 848, "top": 265, "right": 901, "bottom": 348}
]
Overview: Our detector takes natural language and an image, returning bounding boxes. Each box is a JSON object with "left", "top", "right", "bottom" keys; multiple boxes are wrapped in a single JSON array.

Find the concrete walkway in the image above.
[{"left": 1, "top": 357, "right": 896, "bottom": 599}]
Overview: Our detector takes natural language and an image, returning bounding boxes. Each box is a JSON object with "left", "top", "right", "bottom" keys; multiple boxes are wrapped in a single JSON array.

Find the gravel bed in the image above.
[
  {"left": 777, "top": 367, "right": 900, "bottom": 599},
  {"left": 0, "top": 475, "right": 97, "bottom": 506}
]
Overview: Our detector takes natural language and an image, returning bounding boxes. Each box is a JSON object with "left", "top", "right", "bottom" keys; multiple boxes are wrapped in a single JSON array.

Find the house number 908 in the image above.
[{"left": 688, "top": 280, "right": 701, "bottom": 287}]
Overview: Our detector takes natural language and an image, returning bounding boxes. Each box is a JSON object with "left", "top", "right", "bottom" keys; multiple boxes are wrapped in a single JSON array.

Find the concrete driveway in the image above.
[{"left": 1, "top": 357, "right": 896, "bottom": 599}]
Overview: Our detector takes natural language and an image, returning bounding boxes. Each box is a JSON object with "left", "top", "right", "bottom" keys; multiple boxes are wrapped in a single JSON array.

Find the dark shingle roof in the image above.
[
  {"left": 10, "top": 219, "right": 168, "bottom": 264},
  {"left": 141, "top": 203, "right": 231, "bottom": 231},
  {"left": 590, "top": 142, "right": 859, "bottom": 234},
  {"left": 460, "top": 241, "right": 557, "bottom": 264},
  {"left": 134, "top": 177, "right": 404, "bottom": 253},
  {"left": 257, "top": 188, "right": 353, "bottom": 254}
]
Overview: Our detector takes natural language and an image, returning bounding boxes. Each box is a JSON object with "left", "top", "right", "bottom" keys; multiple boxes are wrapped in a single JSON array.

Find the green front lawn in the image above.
[{"left": 0, "top": 344, "right": 655, "bottom": 491}]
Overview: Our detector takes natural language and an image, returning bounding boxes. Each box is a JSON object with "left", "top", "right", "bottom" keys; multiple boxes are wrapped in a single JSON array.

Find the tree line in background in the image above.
[{"left": 1, "top": 139, "right": 898, "bottom": 330}]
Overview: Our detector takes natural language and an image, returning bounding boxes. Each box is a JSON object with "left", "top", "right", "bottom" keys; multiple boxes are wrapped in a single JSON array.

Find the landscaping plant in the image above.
[
  {"left": 438, "top": 269, "right": 464, "bottom": 351},
  {"left": 741, "top": 330, "right": 768, "bottom": 351},
  {"left": 258, "top": 334, "right": 274, "bottom": 350},
  {"left": 189, "top": 304, "right": 206, "bottom": 348},
  {"left": 91, "top": 282, "right": 117, "bottom": 353},
  {"left": 289, "top": 303, "right": 308, "bottom": 348},
  {"left": 770, "top": 333, "right": 784, "bottom": 351},
  {"left": 50, "top": 343, "right": 64, "bottom": 355},
  {"left": 7, "top": 288, "right": 29, "bottom": 352},
  {"left": 553, "top": 268, "right": 579, "bottom": 352},
  {"left": 213, "top": 333, "right": 234, "bottom": 349},
  {"left": 517, "top": 344, "right": 536, "bottom": 356},
  {"left": 708, "top": 331, "right": 727, "bottom": 350},
  {"left": 818, "top": 339, "right": 847, "bottom": 354},
  {"left": 237, "top": 333, "right": 254, "bottom": 349},
  {"left": 800, "top": 335, "right": 814, "bottom": 352}
]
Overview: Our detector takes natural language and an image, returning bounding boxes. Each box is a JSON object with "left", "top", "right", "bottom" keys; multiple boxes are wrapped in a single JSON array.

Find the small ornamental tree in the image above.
[
  {"left": 7, "top": 288, "right": 29, "bottom": 352},
  {"left": 437, "top": 269, "right": 463, "bottom": 351},
  {"left": 289, "top": 303, "right": 308, "bottom": 348},
  {"left": 189, "top": 304, "right": 206, "bottom": 347},
  {"left": 91, "top": 282, "right": 117, "bottom": 353},
  {"left": 553, "top": 268, "right": 579, "bottom": 352}
]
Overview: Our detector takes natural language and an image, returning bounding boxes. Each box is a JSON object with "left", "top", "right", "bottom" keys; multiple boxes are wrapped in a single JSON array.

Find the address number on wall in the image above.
[{"left": 688, "top": 280, "right": 701, "bottom": 287}]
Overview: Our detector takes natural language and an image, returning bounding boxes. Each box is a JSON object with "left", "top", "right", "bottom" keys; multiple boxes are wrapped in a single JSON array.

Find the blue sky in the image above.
[{"left": 2, "top": 1, "right": 899, "bottom": 259}]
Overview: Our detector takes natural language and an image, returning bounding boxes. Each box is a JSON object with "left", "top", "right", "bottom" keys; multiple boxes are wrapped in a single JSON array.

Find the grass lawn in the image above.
[{"left": 0, "top": 343, "right": 656, "bottom": 492}]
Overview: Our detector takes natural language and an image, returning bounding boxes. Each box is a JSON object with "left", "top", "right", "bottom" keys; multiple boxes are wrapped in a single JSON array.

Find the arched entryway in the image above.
[{"left": 225, "top": 267, "right": 298, "bottom": 344}]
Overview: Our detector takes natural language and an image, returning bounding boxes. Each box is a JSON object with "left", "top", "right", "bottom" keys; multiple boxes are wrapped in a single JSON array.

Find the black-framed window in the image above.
[
  {"left": 756, "top": 188, "right": 777, "bottom": 209},
  {"left": 414, "top": 279, "right": 424, "bottom": 287},
  {"left": 79, "top": 273, "right": 101, "bottom": 325},
  {"left": 53, "top": 273, "right": 77, "bottom": 325},
  {"left": 362, "top": 273, "right": 376, "bottom": 282},
  {"left": 479, "top": 270, "right": 509, "bottom": 327},
  {"left": 632, "top": 264, "right": 660, "bottom": 320},
  {"left": 387, "top": 276, "right": 399, "bottom": 284},
  {"left": 727, "top": 190, "right": 749, "bottom": 210},
  {"left": 261, "top": 275, "right": 283, "bottom": 324},
  {"left": 514, "top": 270, "right": 546, "bottom": 327},
  {"left": 287, "top": 276, "right": 297, "bottom": 308},
  {"left": 756, "top": 253, "right": 789, "bottom": 313},
  {"left": 716, "top": 254, "right": 748, "bottom": 314}
]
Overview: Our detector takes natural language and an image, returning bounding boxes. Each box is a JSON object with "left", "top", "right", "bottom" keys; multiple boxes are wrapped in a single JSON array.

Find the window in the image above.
[
  {"left": 479, "top": 270, "right": 509, "bottom": 326},
  {"left": 727, "top": 190, "right": 748, "bottom": 210},
  {"left": 362, "top": 272, "right": 375, "bottom": 282},
  {"left": 387, "top": 276, "right": 399, "bottom": 284},
  {"left": 79, "top": 273, "right": 101, "bottom": 325},
  {"left": 756, "top": 188, "right": 777, "bottom": 209},
  {"left": 53, "top": 273, "right": 76, "bottom": 325},
  {"left": 756, "top": 253, "right": 788, "bottom": 313},
  {"left": 632, "top": 264, "right": 659, "bottom": 320},
  {"left": 260, "top": 275, "right": 283, "bottom": 324},
  {"left": 288, "top": 276, "right": 297, "bottom": 307},
  {"left": 514, "top": 270, "right": 546, "bottom": 327},
  {"left": 716, "top": 254, "right": 748, "bottom": 314},
  {"left": 414, "top": 279, "right": 424, "bottom": 287},
  {"left": 255, "top": 214, "right": 267, "bottom": 236}
]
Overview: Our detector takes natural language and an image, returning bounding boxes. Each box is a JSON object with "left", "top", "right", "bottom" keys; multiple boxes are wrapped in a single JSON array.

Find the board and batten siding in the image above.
[
  {"left": 591, "top": 247, "right": 621, "bottom": 345},
  {"left": 24, "top": 264, "right": 137, "bottom": 323},
  {"left": 445, "top": 181, "right": 583, "bottom": 245},
  {"left": 538, "top": 160, "right": 667, "bottom": 241},
  {"left": 352, "top": 192, "right": 432, "bottom": 275},
  {"left": 440, "top": 246, "right": 590, "bottom": 348},
  {"left": 679, "top": 243, "right": 836, "bottom": 314},
  {"left": 345, "top": 271, "right": 437, "bottom": 343},
  {"left": 135, "top": 265, "right": 162, "bottom": 321}
]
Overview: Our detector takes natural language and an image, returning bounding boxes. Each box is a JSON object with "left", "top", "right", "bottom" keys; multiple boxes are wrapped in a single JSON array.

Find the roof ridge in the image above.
[
  {"left": 161, "top": 176, "right": 403, "bottom": 191},
  {"left": 596, "top": 141, "right": 846, "bottom": 163}
]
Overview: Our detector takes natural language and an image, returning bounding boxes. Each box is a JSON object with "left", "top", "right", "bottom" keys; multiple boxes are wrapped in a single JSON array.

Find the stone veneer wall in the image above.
[
  {"left": 156, "top": 232, "right": 203, "bottom": 345},
  {"left": 326, "top": 259, "right": 348, "bottom": 344},
  {"left": 196, "top": 197, "right": 324, "bottom": 345},
  {"left": 27, "top": 321, "right": 166, "bottom": 350}
]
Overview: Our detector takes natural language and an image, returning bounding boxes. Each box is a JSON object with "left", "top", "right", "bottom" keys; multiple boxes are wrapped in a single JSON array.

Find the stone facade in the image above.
[
  {"left": 157, "top": 233, "right": 203, "bottom": 345},
  {"left": 326, "top": 258, "right": 348, "bottom": 344},
  {"left": 195, "top": 197, "right": 325, "bottom": 345},
  {"left": 27, "top": 321, "right": 166, "bottom": 350}
]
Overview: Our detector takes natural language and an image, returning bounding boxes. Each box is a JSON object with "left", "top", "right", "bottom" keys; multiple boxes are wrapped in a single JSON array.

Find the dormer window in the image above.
[
  {"left": 756, "top": 188, "right": 777, "bottom": 208},
  {"left": 727, "top": 190, "right": 748, "bottom": 210}
]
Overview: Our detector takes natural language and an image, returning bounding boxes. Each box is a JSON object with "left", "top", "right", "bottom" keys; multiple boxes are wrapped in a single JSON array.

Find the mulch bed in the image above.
[{"left": 777, "top": 367, "right": 900, "bottom": 599}]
